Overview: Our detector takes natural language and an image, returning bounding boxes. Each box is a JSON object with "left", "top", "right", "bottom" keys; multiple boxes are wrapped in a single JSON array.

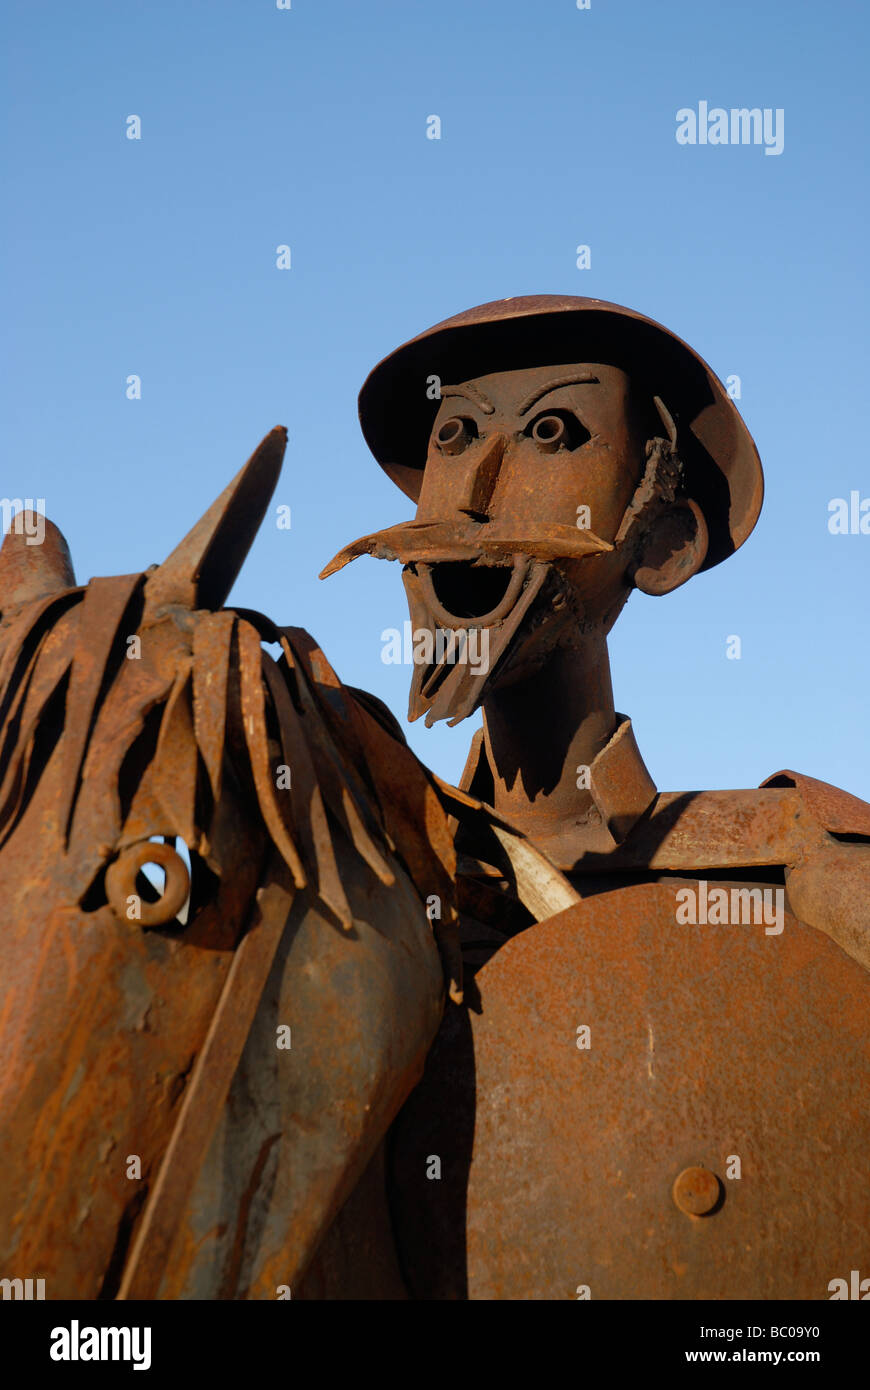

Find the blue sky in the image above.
[{"left": 2, "top": 0, "right": 868, "bottom": 798}]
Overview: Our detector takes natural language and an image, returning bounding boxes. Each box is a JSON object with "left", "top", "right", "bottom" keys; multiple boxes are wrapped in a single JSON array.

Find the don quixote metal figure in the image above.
[{"left": 1, "top": 296, "right": 867, "bottom": 1301}]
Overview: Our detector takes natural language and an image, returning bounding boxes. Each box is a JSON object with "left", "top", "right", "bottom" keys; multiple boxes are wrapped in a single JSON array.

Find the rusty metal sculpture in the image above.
[{"left": 1, "top": 295, "right": 867, "bottom": 1300}]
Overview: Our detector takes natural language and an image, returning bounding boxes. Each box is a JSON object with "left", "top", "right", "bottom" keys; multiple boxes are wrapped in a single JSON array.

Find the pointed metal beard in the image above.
[{"left": 401, "top": 558, "right": 581, "bottom": 727}]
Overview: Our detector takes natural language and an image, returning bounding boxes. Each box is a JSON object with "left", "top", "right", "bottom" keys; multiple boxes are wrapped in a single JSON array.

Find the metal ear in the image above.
[
  {"left": 0, "top": 515, "right": 76, "bottom": 612},
  {"left": 144, "top": 427, "right": 287, "bottom": 615}
]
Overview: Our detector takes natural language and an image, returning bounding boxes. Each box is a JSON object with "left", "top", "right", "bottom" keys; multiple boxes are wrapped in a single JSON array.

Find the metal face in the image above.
[
  {"left": 400, "top": 362, "right": 654, "bottom": 724},
  {"left": 324, "top": 361, "right": 677, "bottom": 730},
  {"left": 418, "top": 363, "right": 645, "bottom": 559},
  {"left": 358, "top": 295, "right": 765, "bottom": 572}
]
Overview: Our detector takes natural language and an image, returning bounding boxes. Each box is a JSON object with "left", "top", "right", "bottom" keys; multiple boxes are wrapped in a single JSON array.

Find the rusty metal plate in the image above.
[{"left": 389, "top": 878, "right": 870, "bottom": 1299}]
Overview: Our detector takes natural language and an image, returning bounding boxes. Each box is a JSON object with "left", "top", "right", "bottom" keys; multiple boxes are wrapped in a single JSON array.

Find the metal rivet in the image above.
[{"left": 672, "top": 1166, "right": 721, "bottom": 1216}]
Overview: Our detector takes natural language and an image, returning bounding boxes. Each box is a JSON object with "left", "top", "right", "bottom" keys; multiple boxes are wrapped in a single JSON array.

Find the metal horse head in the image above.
[{"left": 0, "top": 430, "right": 457, "bottom": 1298}]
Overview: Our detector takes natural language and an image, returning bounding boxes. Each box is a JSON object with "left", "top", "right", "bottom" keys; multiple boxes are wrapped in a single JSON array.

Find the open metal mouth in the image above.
[
  {"left": 402, "top": 555, "right": 555, "bottom": 726},
  {"left": 420, "top": 556, "right": 528, "bottom": 628}
]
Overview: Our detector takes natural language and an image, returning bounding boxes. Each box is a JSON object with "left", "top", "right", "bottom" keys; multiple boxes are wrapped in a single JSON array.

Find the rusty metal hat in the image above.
[{"left": 358, "top": 295, "right": 763, "bottom": 571}]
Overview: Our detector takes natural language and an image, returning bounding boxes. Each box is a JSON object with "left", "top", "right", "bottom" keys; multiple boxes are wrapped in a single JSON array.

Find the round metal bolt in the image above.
[{"left": 672, "top": 1166, "right": 721, "bottom": 1217}]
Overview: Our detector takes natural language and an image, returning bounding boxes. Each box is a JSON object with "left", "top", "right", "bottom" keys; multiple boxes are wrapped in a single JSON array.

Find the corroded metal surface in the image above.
[
  {"left": 356, "top": 295, "right": 764, "bottom": 569},
  {"left": 389, "top": 880, "right": 870, "bottom": 1300},
  {"left": 0, "top": 430, "right": 457, "bottom": 1299},
  {"left": 1, "top": 295, "right": 867, "bottom": 1301}
]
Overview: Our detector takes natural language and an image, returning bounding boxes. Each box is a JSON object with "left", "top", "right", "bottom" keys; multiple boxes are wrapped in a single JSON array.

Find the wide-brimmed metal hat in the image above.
[{"left": 358, "top": 295, "right": 764, "bottom": 571}]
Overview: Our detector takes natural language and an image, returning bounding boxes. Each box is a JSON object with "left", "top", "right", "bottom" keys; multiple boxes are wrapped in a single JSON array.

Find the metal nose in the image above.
[{"left": 456, "top": 431, "right": 507, "bottom": 519}]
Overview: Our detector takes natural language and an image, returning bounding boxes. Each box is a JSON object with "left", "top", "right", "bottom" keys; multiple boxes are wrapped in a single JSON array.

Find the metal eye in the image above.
[
  {"left": 435, "top": 416, "right": 477, "bottom": 456},
  {"left": 106, "top": 839, "right": 190, "bottom": 927},
  {"left": 528, "top": 410, "right": 590, "bottom": 453}
]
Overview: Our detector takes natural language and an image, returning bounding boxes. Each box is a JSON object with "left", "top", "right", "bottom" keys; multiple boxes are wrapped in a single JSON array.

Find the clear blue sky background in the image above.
[{"left": 2, "top": 0, "right": 868, "bottom": 798}]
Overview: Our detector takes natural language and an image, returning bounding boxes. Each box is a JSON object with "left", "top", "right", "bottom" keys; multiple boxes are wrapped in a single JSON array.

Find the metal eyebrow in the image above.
[
  {"left": 439, "top": 383, "right": 496, "bottom": 415},
  {"left": 516, "top": 374, "right": 600, "bottom": 417}
]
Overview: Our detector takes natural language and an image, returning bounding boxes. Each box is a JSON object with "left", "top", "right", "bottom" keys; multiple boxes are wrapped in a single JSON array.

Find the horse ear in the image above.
[
  {"left": 145, "top": 427, "right": 287, "bottom": 614},
  {"left": 0, "top": 514, "right": 76, "bottom": 611}
]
